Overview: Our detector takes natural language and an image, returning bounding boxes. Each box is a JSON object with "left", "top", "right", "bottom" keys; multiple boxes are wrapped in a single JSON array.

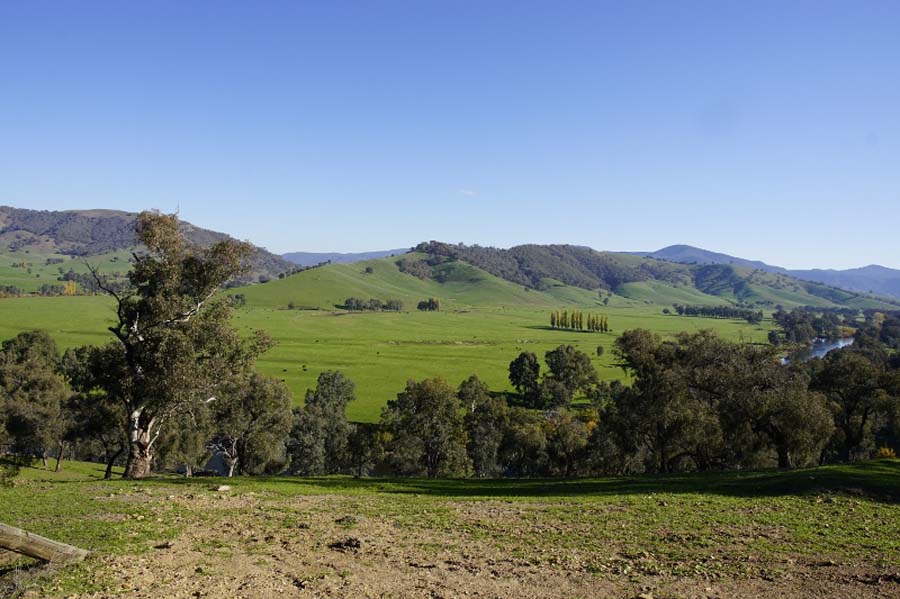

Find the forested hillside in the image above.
[
  {"left": 0, "top": 206, "right": 295, "bottom": 286},
  {"left": 414, "top": 241, "right": 899, "bottom": 310}
]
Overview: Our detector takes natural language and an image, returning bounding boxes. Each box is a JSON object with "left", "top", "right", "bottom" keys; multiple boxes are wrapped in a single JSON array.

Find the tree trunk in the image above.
[
  {"left": 41, "top": 452, "right": 48, "bottom": 468},
  {"left": 124, "top": 411, "right": 156, "bottom": 479},
  {"left": 0, "top": 522, "right": 89, "bottom": 563},
  {"left": 183, "top": 464, "right": 193, "bottom": 478},
  {"left": 777, "top": 446, "right": 792, "bottom": 469},
  {"left": 124, "top": 438, "right": 154, "bottom": 479},
  {"left": 105, "top": 447, "right": 124, "bottom": 480},
  {"left": 54, "top": 442, "right": 65, "bottom": 473}
]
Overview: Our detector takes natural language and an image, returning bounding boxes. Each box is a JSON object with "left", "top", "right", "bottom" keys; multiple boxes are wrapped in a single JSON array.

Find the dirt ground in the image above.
[{"left": 11, "top": 489, "right": 899, "bottom": 599}]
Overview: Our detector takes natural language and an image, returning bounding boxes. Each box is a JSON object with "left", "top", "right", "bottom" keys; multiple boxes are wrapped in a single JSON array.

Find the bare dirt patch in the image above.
[{"left": 20, "top": 489, "right": 898, "bottom": 599}]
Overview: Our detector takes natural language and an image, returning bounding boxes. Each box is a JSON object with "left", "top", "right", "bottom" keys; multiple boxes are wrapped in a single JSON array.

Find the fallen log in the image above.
[{"left": 0, "top": 522, "right": 89, "bottom": 563}]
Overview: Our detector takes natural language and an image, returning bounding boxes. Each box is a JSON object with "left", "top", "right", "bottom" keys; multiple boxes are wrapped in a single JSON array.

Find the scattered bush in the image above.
[
  {"left": 417, "top": 298, "right": 441, "bottom": 311},
  {"left": 877, "top": 446, "right": 897, "bottom": 459}
]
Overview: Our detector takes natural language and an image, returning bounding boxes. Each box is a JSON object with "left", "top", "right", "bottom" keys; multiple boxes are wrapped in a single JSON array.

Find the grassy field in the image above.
[
  {"left": 0, "top": 295, "right": 772, "bottom": 422},
  {"left": 0, "top": 249, "right": 131, "bottom": 293},
  {"left": 1, "top": 459, "right": 898, "bottom": 598}
]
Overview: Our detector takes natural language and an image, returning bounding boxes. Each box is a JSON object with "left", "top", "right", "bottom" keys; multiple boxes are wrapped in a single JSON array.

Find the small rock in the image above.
[{"left": 328, "top": 537, "right": 362, "bottom": 552}]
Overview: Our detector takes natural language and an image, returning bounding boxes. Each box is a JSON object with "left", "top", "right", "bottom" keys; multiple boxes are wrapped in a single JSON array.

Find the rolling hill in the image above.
[
  {"left": 410, "top": 241, "right": 899, "bottom": 310},
  {"left": 1, "top": 204, "right": 896, "bottom": 311},
  {"left": 0, "top": 206, "right": 295, "bottom": 289},
  {"left": 230, "top": 252, "right": 604, "bottom": 310}
]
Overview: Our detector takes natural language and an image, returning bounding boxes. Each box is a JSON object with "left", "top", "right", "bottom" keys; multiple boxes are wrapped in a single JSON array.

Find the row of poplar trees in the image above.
[{"left": 550, "top": 310, "right": 609, "bottom": 332}]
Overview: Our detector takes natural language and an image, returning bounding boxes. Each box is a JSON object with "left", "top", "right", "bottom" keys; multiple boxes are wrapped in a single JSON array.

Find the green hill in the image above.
[
  {"left": 0, "top": 206, "right": 294, "bottom": 290},
  {"left": 414, "top": 241, "right": 900, "bottom": 311},
  {"left": 231, "top": 254, "right": 603, "bottom": 310}
]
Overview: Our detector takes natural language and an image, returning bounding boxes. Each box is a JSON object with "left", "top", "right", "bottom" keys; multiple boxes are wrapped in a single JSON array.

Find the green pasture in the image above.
[
  {"left": 0, "top": 249, "right": 131, "bottom": 293},
  {"left": 0, "top": 295, "right": 772, "bottom": 422}
]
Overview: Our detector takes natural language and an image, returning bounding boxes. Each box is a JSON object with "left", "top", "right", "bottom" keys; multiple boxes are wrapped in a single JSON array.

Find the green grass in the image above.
[
  {"left": 1, "top": 459, "right": 898, "bottom": 597},
  {"left": 0, "top": 295, "right": 773, "bottom": 422},
  {"left": 616, "top": 281, "right": 732, "bottom": 306},
  {"left": 0, "top": 256, "right": 783, "bottom": 421},
  {"left": 0, "top": 249, "right": 131, "bottom": 293}
]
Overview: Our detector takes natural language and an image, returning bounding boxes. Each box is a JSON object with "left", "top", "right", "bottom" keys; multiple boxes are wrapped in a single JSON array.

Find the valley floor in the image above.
[{"left": 2, "top": 461, "right": 900, "bottom": 598}]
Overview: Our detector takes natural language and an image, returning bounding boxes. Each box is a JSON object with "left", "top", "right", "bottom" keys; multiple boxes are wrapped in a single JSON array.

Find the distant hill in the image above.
[
  {"left": 231, "top": 251, "right": 602, "bottom": 310},
  {"left": 410, "top": 241, "right": 898, "bottom": 310},
  {"left": 631, "top": 244, "right": 782, "bottom": 273},
  {"left": 637, "top": 244, "right": 900, "bottom": 299},
  {"left": 282, "top": 248, "right": 409, "bottom": 267},
  {"left": 788, "top": 265, "right": 900, "bottom": 299},
  {"left": 0, "top": 206, "right": 295, "bottom": 287}
]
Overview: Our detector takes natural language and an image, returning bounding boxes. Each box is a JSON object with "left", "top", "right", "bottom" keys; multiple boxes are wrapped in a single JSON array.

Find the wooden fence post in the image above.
[{"left": 0, "top": 523, "right": 89, "bottom": 562}]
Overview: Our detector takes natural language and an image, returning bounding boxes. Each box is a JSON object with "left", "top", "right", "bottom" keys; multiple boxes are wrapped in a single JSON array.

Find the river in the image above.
[{"left": 783, "top": 337, "right": 855, "bottom": 364}]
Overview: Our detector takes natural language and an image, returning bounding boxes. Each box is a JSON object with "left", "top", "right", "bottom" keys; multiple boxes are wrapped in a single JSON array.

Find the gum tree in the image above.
[{"left": 89, "top": 211, "right": 260, "bottom": 478}]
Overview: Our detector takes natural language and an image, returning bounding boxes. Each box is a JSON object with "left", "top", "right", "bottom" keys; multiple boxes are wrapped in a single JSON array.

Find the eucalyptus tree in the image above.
[
  {"left": 87, "top": 211, "right": 264, "bottom": 478},
  {"left": 0, "top": 331, "right": 70, "bottom": 467}
]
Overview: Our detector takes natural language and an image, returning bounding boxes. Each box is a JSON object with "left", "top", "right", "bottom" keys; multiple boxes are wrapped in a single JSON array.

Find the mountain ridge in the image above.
[
  {"left": 639, "top": 244, "right": 900, "bottom": 299},
  {"left": 282, "top": 248, "right": 410, "bottom": 267}
]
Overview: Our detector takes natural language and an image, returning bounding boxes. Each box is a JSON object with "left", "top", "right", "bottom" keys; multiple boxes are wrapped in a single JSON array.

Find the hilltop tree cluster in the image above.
[{"left": 549, "top": 310, "right": 608, "bottom": 332}]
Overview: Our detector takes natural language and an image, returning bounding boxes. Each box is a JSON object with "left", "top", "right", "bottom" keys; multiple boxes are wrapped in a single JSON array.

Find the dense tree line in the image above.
[
  {"left": 3, "top": 327, "right": 898, "bottom": 480},
  {"left": 343, "top": 297, "right": 403, "bottom": 311},
  {"left": 771, "top": 307, "right": 854, "bottom": 345},
  {"left": 550, "top": 310, "right": 608, "bottom": 332},
  {"left": 671, "top": 304, "right": 763, "bottom": 324},
  {"left": 413, "top": 241, "right": 687, "bottom": 291}
]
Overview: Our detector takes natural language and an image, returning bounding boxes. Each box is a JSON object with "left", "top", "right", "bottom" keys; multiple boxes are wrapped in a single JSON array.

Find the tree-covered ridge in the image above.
[
  {"left": 413, "top": 241, "right": 900, "bottom": 310},
  {"left": 0, "top": 206, "right": 295, "bottom": 285},
  {"left": 414, "top": 241, "right": 687, "bottom": 290}
]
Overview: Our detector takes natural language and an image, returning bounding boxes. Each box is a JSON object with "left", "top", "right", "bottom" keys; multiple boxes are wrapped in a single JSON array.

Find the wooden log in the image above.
[{"left": 0, "top": 522, "right": 89, "bottom": 562}]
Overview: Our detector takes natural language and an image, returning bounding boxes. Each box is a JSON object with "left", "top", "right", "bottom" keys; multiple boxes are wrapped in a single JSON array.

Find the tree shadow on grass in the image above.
[
  {"left": 158, "top": 460, "right": 900, "bottom": 503},
  {"left": 524, "top": 326, "right": 604, "bottom": 334}
]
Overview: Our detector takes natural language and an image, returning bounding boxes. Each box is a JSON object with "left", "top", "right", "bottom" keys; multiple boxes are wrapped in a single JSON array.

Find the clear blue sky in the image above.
[{"left": 2, "top": 2, "right": 898, "bottom": 268}]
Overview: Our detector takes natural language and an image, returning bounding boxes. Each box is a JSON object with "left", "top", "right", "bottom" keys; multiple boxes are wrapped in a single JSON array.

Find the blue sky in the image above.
[{"left": 2, "top": 2, "right": 898, "bottom": 268}]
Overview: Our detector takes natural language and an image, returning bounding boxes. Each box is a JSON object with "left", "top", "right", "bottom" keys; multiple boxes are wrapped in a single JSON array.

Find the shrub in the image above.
[
  {"left": 417, "top": 298, "right": 441, "bottom": 311},
  {"left": 877, "top": 447, "right": 897, "bottom": 459},
  {"left": 0, "top": 461, "right": 20, "bottom": 488}
]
